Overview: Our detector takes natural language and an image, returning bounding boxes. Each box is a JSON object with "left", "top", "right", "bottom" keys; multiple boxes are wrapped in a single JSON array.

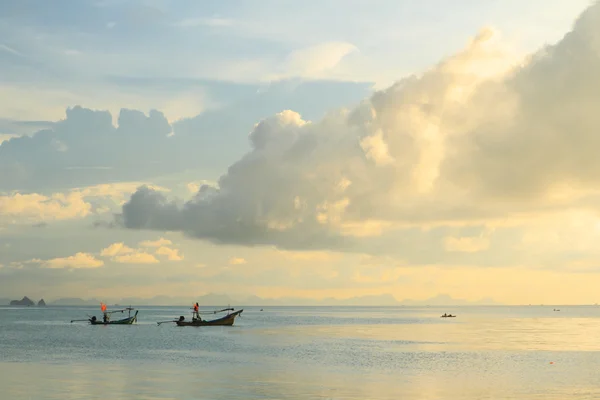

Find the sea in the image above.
[{"left": 1, "top": 305, "right": 600, "bottom": 399}]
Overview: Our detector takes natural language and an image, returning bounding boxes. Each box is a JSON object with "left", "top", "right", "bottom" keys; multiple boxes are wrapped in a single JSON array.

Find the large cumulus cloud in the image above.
[
  {"left": 118, "top": 4, "right": 600, "bottom": 253},
  {"left": 0, "top": 106, "right": 172, "bottom": 191},
  {"left": 0, "top": 80, "right": 371, "bottom": 192}
]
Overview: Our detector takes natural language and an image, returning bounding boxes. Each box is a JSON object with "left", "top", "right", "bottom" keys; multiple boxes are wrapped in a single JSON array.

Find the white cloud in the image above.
[
  {"left": 113, "top": 252, "right": 159, "bottom": 264},
  {"left": 100, "top": 242, "right": 135, "bottom": 257},
  {"left": 100, "top": 242, "right": 159, "bottom": 264},
  {"left": 100, "top": 239, "right": 184, "bottom": 264},
  {"left": 155, "top": 246, "right": 184, "bottom": 261},
  {"left": 32, "top": 252, "right": 104, "bottom": 269},
  {"left": 118, "top": 22, "right": 522, "bottom": 250},
  {"left": 117, "top": 4, "right": 600, "bottom": 264},
  {"left": 0, "top": 83, "right": 207, "bottom": 126},
  {"left": 0, "top": 192, "right": 91, "bottom": 224},
  {"left": 139, "top": 237, "right": 184, "bottom": 261},
  {"left": 0, "top": 182, "right": 169, "bottom": 226}
]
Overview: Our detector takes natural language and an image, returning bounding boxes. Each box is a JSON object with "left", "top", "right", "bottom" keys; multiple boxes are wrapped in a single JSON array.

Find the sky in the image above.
[{"left": 1, "top": 0, "right": 599, "bottom": 305}]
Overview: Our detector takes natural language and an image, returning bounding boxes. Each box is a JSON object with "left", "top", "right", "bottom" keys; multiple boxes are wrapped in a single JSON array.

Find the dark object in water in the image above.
[{"left": 441, "top": 314, "right": 456, "bottom": 318}]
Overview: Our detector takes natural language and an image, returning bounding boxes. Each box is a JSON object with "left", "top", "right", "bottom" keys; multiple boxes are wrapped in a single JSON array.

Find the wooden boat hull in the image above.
[
  {"left": 90, "top": 310, "right": 138, "bottom": 325},
  {"left": 176, "top": 310, "right": 242, "bottom": 326}
]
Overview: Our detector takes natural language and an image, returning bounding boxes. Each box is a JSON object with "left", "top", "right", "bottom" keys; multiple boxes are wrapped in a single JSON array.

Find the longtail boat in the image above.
[
  {"left": 89, "top": 309, "right": 138, "bottom": 325},
  {"left": 157, "top": 307, "right": 243, "bottom": 327},
  {"left": 177, "top": 309, "right": 243, "bottom": 326},
  {"left": 71, "top": 303, "right": 138, "bottom": 325}
]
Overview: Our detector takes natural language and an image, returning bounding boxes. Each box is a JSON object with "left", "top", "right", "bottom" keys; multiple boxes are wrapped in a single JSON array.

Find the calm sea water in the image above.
[{"left": 1, "top": 305, "right": 600, "bottom": 399}]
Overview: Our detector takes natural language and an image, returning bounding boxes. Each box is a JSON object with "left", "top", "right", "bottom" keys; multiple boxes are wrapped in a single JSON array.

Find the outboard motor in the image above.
[
  {"left": 178, "top": 316, "right": 185, "bottom": 322},
  {"left": 90, "top": 316, "right": 97, "bottom": 322}
]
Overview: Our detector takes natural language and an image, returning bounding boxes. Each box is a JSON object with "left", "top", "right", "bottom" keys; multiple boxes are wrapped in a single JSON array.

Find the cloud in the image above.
[
  {"left": 0, "top": 80, "right": 371, "bottom": 192},
  {"left": 186, "top": 180, "right": 218, "bottom": 194},
  {"left": 100, "top": 242, "right": 135, "bottom": 257},
  {"left": 0, "top": 192, "right": 92, "bottom": 224},
  {"left": 0, "top": 182, "right": 166, "bottom": 226},
  {"left": 277, "top": 42, "right": 359, "bottom": 79},
  {"left": 32, "top": 252, "right": 104, "bottom": 269},
  {"left": 130, "top": 236, "right": 185, "bottom": 260},
  {"left": 99, "top": 239, "right": 184, "bottom": 264},
  {"left": 155, "top": 246, "right": 184, "bottom": 261},
  {"left": 0, "top": 134, "right": 18, "bottom": 144},
  {"left": 100, "top": 242, "right": 159, "bottom": 264},
  {"left": 115, "top": 22, "right": 522, "bottom": 251},
  {"left": 0, "top": 119, "right": 54, "bottom": 137},
  {"left": 113, "top": 252, "right": 159, "bottom": 264},
  {"left": 229, "top": 257, "right": 247, "bottom": 265},
  {"left": 117, "top": 4, "right": 600, "bottom": 259}
]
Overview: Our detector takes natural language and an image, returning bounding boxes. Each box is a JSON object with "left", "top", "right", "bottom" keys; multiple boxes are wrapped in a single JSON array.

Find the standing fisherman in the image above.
[
  {"left": 101, "top": 302, "right": 109, "bottom": 323},
  {"left": 193, "top": 302, "right": 201, "bottom": 321}
]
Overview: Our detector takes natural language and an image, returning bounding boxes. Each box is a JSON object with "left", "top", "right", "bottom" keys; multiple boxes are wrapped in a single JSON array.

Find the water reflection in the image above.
[
  {"left": 254, "top": 317, "right": 600, "bottom": 352},
  {"left": 4, "top": 358, "right": 600, "bottom": 400},
  {"left": 3, "top": 306, "right": 600, "bottom": 399}
]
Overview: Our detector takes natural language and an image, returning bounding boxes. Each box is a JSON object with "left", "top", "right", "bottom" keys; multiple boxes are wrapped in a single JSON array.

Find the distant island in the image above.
[
  {"left": 2, "top": 296, "right": 48, "bottom": 306},
  {"left": 24, "top": 293, "right": 499, "bottom": 307},
  {"left": 10, "top": 296, "right": 35, "bottom": 306}
]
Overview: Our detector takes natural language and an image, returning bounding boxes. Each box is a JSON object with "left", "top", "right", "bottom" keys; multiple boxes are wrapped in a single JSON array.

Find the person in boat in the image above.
[
  {"left": 193, "top": 302, "right": 201, "bottom": 321},
  {"left": 101, "top": 302, "right": 109, "bottom": 323}
]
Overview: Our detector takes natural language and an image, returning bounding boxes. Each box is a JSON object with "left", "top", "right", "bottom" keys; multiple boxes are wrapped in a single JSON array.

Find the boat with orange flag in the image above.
[{"left": 70, "top": 302, "right": 138, "bottom": 325}]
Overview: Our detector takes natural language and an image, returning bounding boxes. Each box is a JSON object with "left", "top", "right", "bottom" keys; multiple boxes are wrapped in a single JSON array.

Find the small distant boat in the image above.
[
  {"left": 441, "top": 314, "right": 456, "bottom": 318},
  {"left": 71, "top": 303, "right": 138, "bottom": 325},
  {"left": 157, "top": 307, "right": 243, "bottom": 327}
]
